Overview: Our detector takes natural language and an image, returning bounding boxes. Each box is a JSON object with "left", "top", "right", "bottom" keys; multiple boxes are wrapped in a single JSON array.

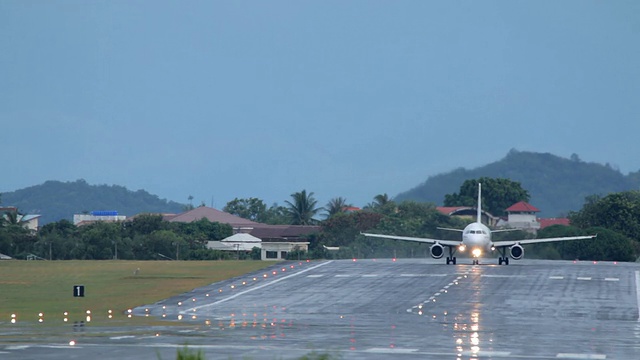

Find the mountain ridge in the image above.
[
  {"left": 394, "top": 150, "right": 640, "bottom": 217},
  {"left": 1, "top": 179, "right": 186, "bottom": 224}
]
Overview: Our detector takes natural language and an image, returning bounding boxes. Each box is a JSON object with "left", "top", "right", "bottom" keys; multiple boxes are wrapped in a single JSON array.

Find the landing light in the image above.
[
  {"left": 458, "top": 245, "right": 466, "bottom": 252},
  {"left": 472, "top": 249, "right": 482, "bottom": 258}
]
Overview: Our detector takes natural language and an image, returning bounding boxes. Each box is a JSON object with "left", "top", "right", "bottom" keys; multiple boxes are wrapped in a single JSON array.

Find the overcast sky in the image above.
[{"left": 1, "top": 1, "right": 639, "bottom": 208}]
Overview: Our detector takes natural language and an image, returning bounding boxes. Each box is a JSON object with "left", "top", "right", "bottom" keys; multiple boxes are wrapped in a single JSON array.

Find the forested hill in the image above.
[
  {"left": 395, "top": 150, "right": 640, "bottom": 217},
  {"left": 1, "top": 179, "right": 186, "bottom": 224}
]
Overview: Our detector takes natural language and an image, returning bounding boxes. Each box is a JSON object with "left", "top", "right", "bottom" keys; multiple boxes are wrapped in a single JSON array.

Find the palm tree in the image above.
[
  {"left": 324, "top": 197, "right": 350, "bottom": 219},
  {"left": 3, "top": 210, "right": 22, "bottom": 226},
  {"left": 372, "top": 193, "right": 391, "bottom": 207},
  {"left": 285, "top": 190, "right": 322, "bottom": 225}
]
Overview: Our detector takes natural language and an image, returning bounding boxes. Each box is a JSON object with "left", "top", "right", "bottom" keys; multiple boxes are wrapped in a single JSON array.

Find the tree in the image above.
[
  {"left": 364, "top": 193, "right": 397, "bottom": 215},
  {"left": 263, "top": 203, "right": 290, "bottom": 225},
  {"left": 569, "top": 191, "right": 640, "bottom": 241},
  {"left": 285, "top": 190, "right": 322, "bottom": 225},
  {"left": 444, "top": 177, "right": 530, "bottom": 216},
  {"left": 537, "top": 225, "right": 638, "bottom": 262},
  {"left": 369, "top": 193, "right": 390, "bottom": 208},
  {"left": 125, "top": 214, "right": 166, "bottom": 236},
  {"left": 324, "top": 197, "right": 350, "bottom": 219},
  {"left": 223, "top": 198, "right": 267, "bottom": 222}
]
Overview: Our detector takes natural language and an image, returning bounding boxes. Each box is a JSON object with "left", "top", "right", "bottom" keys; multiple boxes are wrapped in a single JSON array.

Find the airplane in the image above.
[{"left": 361, "top": 183, "right": 597, "bottom": 265}]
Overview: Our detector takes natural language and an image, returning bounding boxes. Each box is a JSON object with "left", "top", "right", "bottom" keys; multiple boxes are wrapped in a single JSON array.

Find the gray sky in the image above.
[{"left": 1, "top": 1, "right": 639, "bottom": 208}]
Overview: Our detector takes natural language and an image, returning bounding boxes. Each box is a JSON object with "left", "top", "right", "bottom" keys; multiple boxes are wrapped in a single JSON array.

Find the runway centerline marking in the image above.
[
  {"left": 181, "top": 261, "right": 333, "bottom": 314},
  {"left": 556, "top": 353, "right": 606, "bottom": 359},
  {"left": 400, "top": 274, "right": 448, "bottom": 277},
  {"left": 604, "top": 278, "right": 619, "bottom": 282},
  {"left": 550, "top": 276, "right": 564, "bottom": 280},
  {"left": 577, "top": 277, "right": 592, "bottom": 281}
]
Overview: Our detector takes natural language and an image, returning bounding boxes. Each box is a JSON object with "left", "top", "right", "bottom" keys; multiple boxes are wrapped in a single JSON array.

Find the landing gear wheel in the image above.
[
  {"left": 446, "top": 257, "right": 457, "bottom": 265},
  {"left": 498, "top": 257, "right": 509, "bottom": 265},
  {"left": 473, "top": 259, "right": 479, "bottom": 265}
]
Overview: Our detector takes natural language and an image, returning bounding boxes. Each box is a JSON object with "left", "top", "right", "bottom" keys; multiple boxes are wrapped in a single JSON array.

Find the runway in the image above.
[{"left": 2, "top": 258, "right": 640, "bottom": 359}]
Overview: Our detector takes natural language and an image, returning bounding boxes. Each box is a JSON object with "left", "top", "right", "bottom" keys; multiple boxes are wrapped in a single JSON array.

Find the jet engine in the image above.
[
  {"left": 509, "top": 244, "right": 524, "bottom": 260},
  {"left": 430, "top": 243, "right": 444, "bottom": 259}
]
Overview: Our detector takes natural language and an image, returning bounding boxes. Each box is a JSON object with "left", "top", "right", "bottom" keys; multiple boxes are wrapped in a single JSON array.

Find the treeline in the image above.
[
  {"left": 0, "top": 214, "right": 252, "bottom": 260},
  {"left": 2, "top": 180, "right": 640, "bottom": 262}
]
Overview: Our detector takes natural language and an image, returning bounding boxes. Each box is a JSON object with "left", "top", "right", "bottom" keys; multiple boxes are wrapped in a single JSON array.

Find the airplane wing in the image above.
[
  {"left": 437, "top": 227, "right": 464, "bottom": 232},
  {"left": 492, "top": 234, "right": 597, "bottom": 248},
  {"left": 360, "top": 232, "right": 461, "bottom": 246}
]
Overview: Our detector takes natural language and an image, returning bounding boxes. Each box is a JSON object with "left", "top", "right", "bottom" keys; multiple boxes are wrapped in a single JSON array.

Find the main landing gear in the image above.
[
  {"left": 497, "top": 247, "right": 509, "bottom": 265},
  {"left": 446, "top": 246, "right": 457, "bottom": 265}
]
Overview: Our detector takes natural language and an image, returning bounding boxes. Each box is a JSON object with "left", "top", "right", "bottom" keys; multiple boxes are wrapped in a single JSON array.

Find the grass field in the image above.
[{"left": 0, "top": 260, "right": 275, "bottom": 326}]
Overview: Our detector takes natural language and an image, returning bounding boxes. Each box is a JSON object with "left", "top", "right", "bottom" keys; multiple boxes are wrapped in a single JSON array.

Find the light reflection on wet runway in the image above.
[{"left": 2, "top": 258, "right": 639, "bottom": 359}]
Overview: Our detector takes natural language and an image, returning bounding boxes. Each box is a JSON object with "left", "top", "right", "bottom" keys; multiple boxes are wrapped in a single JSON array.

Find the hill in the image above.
[
  {"left": 1, "top": 179, "right": 186, "bottom": 224},
  {"left": 394, "top": 150, "right": 640, "bottom": 217}
]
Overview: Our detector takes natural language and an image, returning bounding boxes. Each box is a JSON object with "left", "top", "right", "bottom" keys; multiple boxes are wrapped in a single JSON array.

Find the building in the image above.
[
  {"left": 1, "top": 207, "right": 41, "bottom": 232},
  {"left": 73, "top": 211, "right": 126, "bottom": 226},
  {"left": 437, "top": 202, "right": 571, "bottom": 234},
  {"left": 501, "top": 202, "right": 541, "bottom": 233},
  {"left": 165, "top": 206, "right": 318, "bottom": 260},
  {"left": 436, "top": 206, "right": 499, "bottom": 227}
]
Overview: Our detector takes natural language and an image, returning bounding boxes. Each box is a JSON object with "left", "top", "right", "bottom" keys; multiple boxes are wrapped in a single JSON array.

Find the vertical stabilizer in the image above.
[{"left": 477, "top": 183, "right": 482, "bottom": 224}]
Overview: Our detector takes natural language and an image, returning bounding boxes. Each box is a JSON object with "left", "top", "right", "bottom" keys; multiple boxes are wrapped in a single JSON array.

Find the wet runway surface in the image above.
[{"left": 2, "top": 258, "right": 640, "bottom": 359}]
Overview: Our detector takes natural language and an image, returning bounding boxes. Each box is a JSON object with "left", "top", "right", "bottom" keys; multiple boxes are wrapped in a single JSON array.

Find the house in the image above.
[
  {"left": 538, "top": 218, "right": 570, "bottom": 229},
  {"left": 499, "top": 201, "right": 541, "bottom": 233},
  {"left": 73, "top": 211, "right": 126, "bottom": 226},
  {"left": 207, "top": 233, "right": 262, "bottom": 252},
  {"left": 165, "top": 206, "right": 318, "bottom": 260},
  {"left": 163, "top": 206, "right": 261, "bottom": 231},
  {"left": 1, "top": 207, "right": 41, "bottom": 232}
]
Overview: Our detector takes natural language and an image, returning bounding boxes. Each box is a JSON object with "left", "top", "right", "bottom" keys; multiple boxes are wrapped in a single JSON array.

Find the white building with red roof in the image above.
[{"left": 500, "top": 201, "right": 541, "bottom": 233}]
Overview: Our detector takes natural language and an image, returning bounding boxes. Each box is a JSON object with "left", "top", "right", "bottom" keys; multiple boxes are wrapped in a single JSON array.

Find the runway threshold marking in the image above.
[{"left": 181, "top": 261, "right": 334, "bottom": 314}]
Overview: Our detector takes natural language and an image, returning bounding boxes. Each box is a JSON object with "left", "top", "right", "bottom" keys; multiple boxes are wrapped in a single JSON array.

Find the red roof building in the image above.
[
  {"left": 538, "top": 218, "right": 570, "bottom": 229},
  {"left": 505, "top": 202, "right": 540, "bottom": 213}
]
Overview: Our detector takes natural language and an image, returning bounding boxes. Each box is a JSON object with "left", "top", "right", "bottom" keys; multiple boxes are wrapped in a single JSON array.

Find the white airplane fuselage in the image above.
[{"left": 460, "top": 222, "right": 493, "bottom": 258}]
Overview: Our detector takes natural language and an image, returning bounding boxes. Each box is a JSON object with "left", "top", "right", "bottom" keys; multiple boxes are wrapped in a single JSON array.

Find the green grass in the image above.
[{"left": 0, "top": 260, "right": 275, "bottom": 325}]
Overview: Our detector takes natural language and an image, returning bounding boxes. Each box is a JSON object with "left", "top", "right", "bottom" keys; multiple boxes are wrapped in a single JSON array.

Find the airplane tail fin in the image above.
[{"left": 477, "top": 183, "right": 482, "bottom": 224}]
